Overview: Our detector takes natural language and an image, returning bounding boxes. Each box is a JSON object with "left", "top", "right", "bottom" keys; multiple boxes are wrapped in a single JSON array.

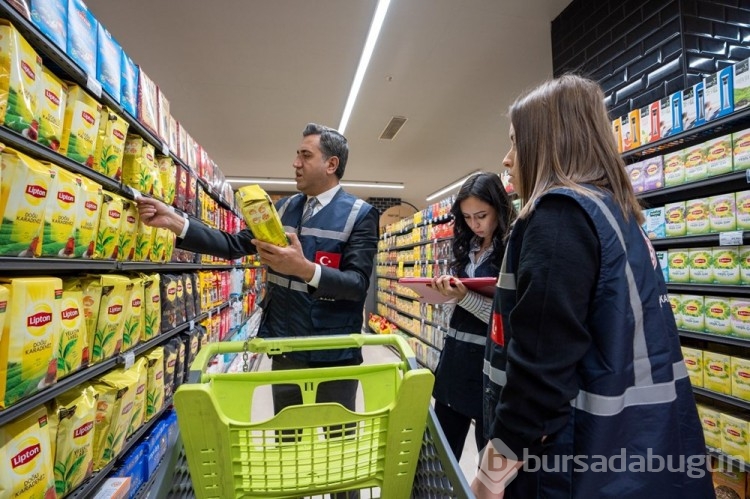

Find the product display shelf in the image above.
[
  {"left": 131, "top": 421, "right": 180, "bottom": 499},
  {"left": 679, "top": 329, "right": 750, "bottom": 349},
  {"left": 385, "top": 236, "right": 453, "bottom": 252},
  {"left": 0, "top": 304, "right": 219, "bottom": 426},
  {"left": 650, "top": 232, "right": 750, "bottom": 251},
  {"left": 380, "top": 288, "right": 423, "bottom": 302},
  {"left": 666, "top": 283, "right": 749, "bottom": 296},
  {"left": 67, "top": 396, "right": 174, "bottom": 499},
  {"left": 0, "top": 257, "right": 239, "bottom": 273},
  {"left": 623, "top": 107, "right": 750, "bottom": 162},
  {"left": 377, "top": 303, "right": 444, "bottom": 351},
  {"left": 639, "top": 170, "right": 750, "bottom": 208},
  {"left": 707, "top": 446, "right": 750, "bottom": 474},
  {"left": 693, "top": 386, "right": 750, "bottom": 412}
]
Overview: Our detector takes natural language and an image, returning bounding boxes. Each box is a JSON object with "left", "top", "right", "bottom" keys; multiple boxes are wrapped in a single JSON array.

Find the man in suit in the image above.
[{"left": 136, "top": 123, "right": 379, "bottom": 422}]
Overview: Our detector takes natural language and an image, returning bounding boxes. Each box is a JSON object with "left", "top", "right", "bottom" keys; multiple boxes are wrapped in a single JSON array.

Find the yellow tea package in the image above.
[
  {"left": 0, "top": 285, "right": 7, "bottom": 346},
  {"left": 117, "top": 199, "right": 138, "bottom": 261},
  {"left": 74, "top": 176, "right": 102, "bottom": 258},
  {"left": 0, "top": 148, "right": 52, "bottom": 257},
  {"left": 60, "top": 84, "right": 102, "bottom": 167},
  {"left": 0, "top": 20, "right": 42, "bottom": 139},
  {"left": 142, "top": 273, "right": 161, "bottom": 341},
  {"left": 134, "top": 217, "right": 153, "bottom": 262},
  {"left": 40, "top": 166, "right": 80, "bottom": 258},
  {"left": 93, "top": 107, "right": 129, "bottom": 180},
  {"left": 122, "top": 134, "right": 155, "bottom": 194},
  {"left": 235, "top": 184, "right": 288, "bottom": 246},
  {"left": 157, "top": 155, "right": 176, "bottom": 205},
  {"left": 145, "top": 347, "right": 164, "bottom": 421},
  {"left": 150, "top": 226, "right": 168, "bottom": 263},
  {"left": 37, "top": 67, "right": 66, "bottom": 151},
  {"left": 91, "top": 369, "right": 136, "bottom": 470},
  {"left": 121, "top": 276, "right": 143, "bottom": 352},
  {"left": 82, "top": 274, "right": 129, "bottom": 364},
  {"left": 94, "top": 191, "right": 125, "bottom": 260},
  {"left": 0, "top": 405, "right": 55, "bottom": 499},
  {"left": 0, "top": 276, "right": 62, "bottom": 408},
  {"left": 51, "top": 385, "right": 97, "bottom": 496},
  {"left": 57, "top": 278, "right": 88, "bottom": 378},
  {"left": 125, "top": 357, "right": 148, "bottom": 438}
]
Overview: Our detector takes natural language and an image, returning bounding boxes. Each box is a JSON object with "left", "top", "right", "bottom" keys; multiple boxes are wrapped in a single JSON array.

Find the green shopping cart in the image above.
[{"left": 174, "top": 334, "right": 466, "bottom": 498}]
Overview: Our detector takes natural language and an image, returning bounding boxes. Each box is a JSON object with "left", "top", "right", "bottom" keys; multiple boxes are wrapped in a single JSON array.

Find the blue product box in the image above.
[
  {"left": 66, "top": 0, "right": 97, "bottom": 76},
  {"left": 112, "top": 442, "right": 147, "bottom": 499},
  {"left": 682, "top": 85, "right": 697, "bottom": 131},
  {"left": 717, "top": 66, "right": 734, "bottom": 118},
  {"left": 120, "top": 52, "right": 138, "bottom": 117},
  {"left": 30, "top": 0, "right": 67, "bottom": 51},
  {"left": 144, "top": 422, "right": 168, "bottom": 476},
  {"left": 693, "top": 81, "right": 706, "bottom": 128},
  {"left": 670, "top": 91, "right": 683, "bottom": 136},
  {"left": 97, "top": 23, "right": 121, "bottom": 101}
]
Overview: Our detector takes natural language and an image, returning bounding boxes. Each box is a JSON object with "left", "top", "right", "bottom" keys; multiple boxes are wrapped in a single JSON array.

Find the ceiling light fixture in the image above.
[
  {"left": 226, "top": 177, "right": 404, "bottom": 189},
  {"left": 425, "top": 170, "right": 482, "bottom": 201},
  {"left": 337, "top": 0, "right": 393, "bottom": 135}
]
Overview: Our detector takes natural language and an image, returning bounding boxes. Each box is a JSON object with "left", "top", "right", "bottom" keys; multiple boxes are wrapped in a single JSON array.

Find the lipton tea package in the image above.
[
  {"left": 91, "top": 369, "right": 136, "bottom": 469},
  {"left": 74, "top": 176, "right": 103, "bottom": 258},
  {"left": 58, "top": 278, "right": 88, "bottom": 379},
  {"left": 0, "top": 276, "right": 62, "bottom": 408},
  {"left": 93, "top": 107, "right": 129, "bottom": 180},
  {"left": 117, "top": 199, "right": 138, "bottom": 262},
  {"left": 121, "top": 276, "right": 143, "bottom": 352},
  {"left": 126, "top": 357, "right": 148, "bottom": 438},
  {"left": 37, "top": 67, "right": 66, "bottom": 151},
  {"left": 235, "top": 184, "right": 288, "bottom": 247},
  {"left": 0, "top": 405, "right": 55, "bottom": 498},
  {"left": 40, "top": 165, "right": 80, "bottom": 258},
  {"left": 0, "top": 20, "right": 42, "bottom": 139},
  {"left": 51, "top": 385, "right": 97, "bottom": 496},
  {"left": 59, "top": 84, "right": 102, "bottom": 167},
  {"left": 145, "top": 347, "right": 164, "bottom": 421},
  {"left": 141, "top": 273, "right": 161, "bottom": 341},
  {"left": 93, "top": 191, "right": 125, "bottom": 260}
]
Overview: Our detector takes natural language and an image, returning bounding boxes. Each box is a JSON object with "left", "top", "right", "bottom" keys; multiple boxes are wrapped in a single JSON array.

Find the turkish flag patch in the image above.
[
  {"left": 490, "top": 311, "right": 504, "bottom": 346},
  {"left": 315, "top": 251, "right": 341, "bottom": 269}
]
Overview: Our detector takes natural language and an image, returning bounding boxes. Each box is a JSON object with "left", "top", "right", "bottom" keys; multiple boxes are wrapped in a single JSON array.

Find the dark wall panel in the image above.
[{"left": 552, "top": 0, "right": 750, "bottom": 118}]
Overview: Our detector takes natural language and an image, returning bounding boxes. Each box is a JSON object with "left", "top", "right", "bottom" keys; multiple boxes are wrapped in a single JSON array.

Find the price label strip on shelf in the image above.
[
  {"left": 123, "top": 351, "right": 135, "bottom": 369},
  {"left": 161, "top": 141, "right": 170, "bottom": 156},
  {"left": 720, "top": 230, "right": 743, "bottom": 246},
  {"left": 85, "top": 75, "right": 103, "bottom": 98}
]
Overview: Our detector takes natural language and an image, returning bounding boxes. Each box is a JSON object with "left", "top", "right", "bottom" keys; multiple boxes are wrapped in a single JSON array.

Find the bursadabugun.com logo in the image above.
[{"left": 476, "top": 438, "right": 714, "bottom": 493}]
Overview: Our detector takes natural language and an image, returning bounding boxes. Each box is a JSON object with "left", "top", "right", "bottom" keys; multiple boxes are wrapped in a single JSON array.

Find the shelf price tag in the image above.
[
  {"left": 85, "top": 75, "right": 103, "bottom": 98},
  {"left": 746, "top": 170, "right": 750, "bottom": 183},
  {"left": 123, "top": 351, "right": 135, "bottom": 369},
  {"left": 720, "top": 231, "right": 743, "bottom": 246},
  {"left": 189, "top": 320, "right": 195, "bottom": 330},
  {"left": 161, "top": 141, "right": 170, "bottom": 156}
]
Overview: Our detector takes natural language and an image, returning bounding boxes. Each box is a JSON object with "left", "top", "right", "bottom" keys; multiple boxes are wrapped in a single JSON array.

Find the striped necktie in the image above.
[{"left": 301, "top": 197, "right": 318, "bottom": 225}]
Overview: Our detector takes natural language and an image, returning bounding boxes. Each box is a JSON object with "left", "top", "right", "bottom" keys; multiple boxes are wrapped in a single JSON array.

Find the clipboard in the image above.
[{"left": 397, "top": 277, "right": 497, "bottom": 304}]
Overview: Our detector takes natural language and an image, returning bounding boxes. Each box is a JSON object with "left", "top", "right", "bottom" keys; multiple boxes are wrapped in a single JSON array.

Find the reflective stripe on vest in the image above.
[
  {"left": 276, "top": 195, "right": 298, "bottom": 219},
  {"left": 299, "top": 199, "right": 365, "bottom": 241},
  {"left": 483, "top": 359, "right": 507, "bottom": 386},
  {"left": 267, "top": 273, "right": 308, "bottom": 293},
  {"left": 571, "top": 360, "right": 688, "bottom": 416},
  {"left": 446, "top": 327, "right": 485, "bottom": 346}
]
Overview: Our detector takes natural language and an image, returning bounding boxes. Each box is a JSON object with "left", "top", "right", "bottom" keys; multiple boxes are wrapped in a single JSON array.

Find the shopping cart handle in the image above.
[{"left": 187, "top": 333, "right": 420, "bottom": 382}]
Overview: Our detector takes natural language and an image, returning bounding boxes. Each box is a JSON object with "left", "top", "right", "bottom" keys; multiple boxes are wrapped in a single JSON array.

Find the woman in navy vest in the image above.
[
  {"left": 472, "top": 75, "right": 715, "bottom": 498},
  {"left": 430, "top": 172, "right": 514, "bottom": 461}
]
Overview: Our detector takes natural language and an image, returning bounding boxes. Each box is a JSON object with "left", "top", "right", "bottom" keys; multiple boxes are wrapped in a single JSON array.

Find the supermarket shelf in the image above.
[
  {"left": 638, "top": 171, "right": 750, "bottom": 207},
  {"left": 624, "top": 106, "right": 750, "bottom": 162},
  {"left": 707, "top": 446, "right": 750, "bottom": 473},
  {"left": 693, "top": 387, "right": 750, "bottom": 412},
  {"left": 679, "top": 329, "right": 750, "bottom": 348},
  {"left": 378, "top": 259, "right": 439, "bottom": 266},
  {"left": 381, "top": 214, "right": 453, "bottom": 238},
  {"left": 376, "top": 303, "right": 444, "bottom": 351},
  {"left": 379, "top": 289, "right": 422, "bottom": 302},
  {"left": 650, "top": 232, "right": 750, "bottom": 250},
  {"left": 666, "top": 283, "right": 750, "bottom": 296},
  {"left": 375, "top": 274, "right": 400, "bottom": 280},
  {"left": 377, "top": 300, "right": 449, "bottom": 333},
  {"left": 133, "top": 423, "right": 180, "bottom": 499},
  {"left": 0, "top": 303, "right": 223, "bottom": 426},
  {"left": 68, "top": 397, "right": 174, "bottom": 499},
  {"left": 0, "top": 258, "right": 250, "bottom": 273},
  {"left": 379, "top": 236, "right": 453, "bottom": 252}
]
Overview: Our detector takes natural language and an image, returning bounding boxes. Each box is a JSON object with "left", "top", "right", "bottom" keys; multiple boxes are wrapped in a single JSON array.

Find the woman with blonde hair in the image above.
[{"left": 473, "top": 75, "right": 714, "bottom": 498}]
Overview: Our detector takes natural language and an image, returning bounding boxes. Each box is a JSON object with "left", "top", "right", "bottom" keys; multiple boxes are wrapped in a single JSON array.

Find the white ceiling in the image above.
[{"left": 85, "top": 0, "right": 571, "bottom": 209}]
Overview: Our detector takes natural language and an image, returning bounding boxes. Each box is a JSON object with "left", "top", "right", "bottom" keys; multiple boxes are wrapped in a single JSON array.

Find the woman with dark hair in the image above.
[
  {"left": 430, "top": 172, "right": 515, "bottom": 460},
  {"left": 472, "top": 75, "right": 714, "bottom": 498}
]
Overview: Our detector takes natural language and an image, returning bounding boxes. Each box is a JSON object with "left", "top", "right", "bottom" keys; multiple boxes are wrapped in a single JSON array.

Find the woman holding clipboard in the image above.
[{"left": 430, "top": 172, "right": 515, "bottom": 460}]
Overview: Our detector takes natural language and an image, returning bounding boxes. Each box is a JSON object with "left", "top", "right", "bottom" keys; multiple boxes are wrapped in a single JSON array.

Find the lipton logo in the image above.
[
  {"left": 85, "top": 201, "right": 98, "bottom": 211},
  {"left": 62, "top": 307, "right": 79, "bottom": 320},
  {"left": 673, "top": 258, "right": 684, "bottom": 265},
  {"left": 685, "top": 359, "right": 696, "bottom": 366},
  {"left": 739, "top": 138, "right": 750, "bottom": 148},
  {"left": 45, "top": 89, "right": 59, "bottom": 105},
  {"left": 21, "top": 61, "right": 35, "bottom": 80},
  {"left": 0, "top": 301, "right": 5, "bottom": 313},
  {"left": 26, "top": 185, "right": 47, "bottom": 198},
  {"left": 152, "top": 295, "right": 160, "bottom": 303},
  {"left": 27, "top": 312, "right": 52, "bottom": 327},
  {"left": 630, "top": 169, "right": 641, "bottom": 179},
  {"left": 81, "top": 111, "right": 95, "bottom": 125},
  {"left": 122, "top": 402, "right": 133, "bottom": 415},
  {"left": 108, "top": 210, "right": 121, "bottom": 219},
  {"left": 58, "top": 191, "right": 75, "bottom": 203},
  {"left": 728, "top": 428, "right": 741, "bottom": 437},
  {"left": 177, "top": 283, "right": 183, "bottom": 293},
  {"left": 137, "top": 384, "right": 145, "bottom": 395},
  {"left": 740, "top": 372, "right": 750, "bottom": 379},
  {"left": 687, "top": 152, "right": 702, "bottom": 162},
  {"left": 156, "top": 371, "right": 163, "bottom": 380},
  {"left": 108, "top": 304, "right": 122, "bottom": 315},
  {"left": 113, "top": 129, "right": 125, "bottom": 140},
  {"left": 168, "top": 359, "right": 176, "bottom": 368},
  {"left": 716, "top": 205, "right": 729, "bottom": 213},
  {"left": 646, "top": 164, "right": 658, "bottom": 174},
  {"left": 710, "top": 364, "right": 723, "bottom": 372},
  {"left": 710, "top": 146, "right": 726, "bottom": 155},
  {"left": 706, "top": 420, "right": 716, "bottom": 428},
  {"left": 146, "top": 154, "right": 153, "bottom": 162},
  {"left": 168, "top": 288, "right": 176, "bottom": 296},
  {"left": 690, "top": 208, "right": 704, "bottom": 216},
  {"left": 711, "top": 307, "right": 723, "bottom": 314},
  {"left": 74, "top": 421, "right": 93, "bottom": 438},
  {"left": 719, "top": 257, "right": 732, "bottom": 264},
  {"left": 132, "top": 298, "right": 141, "bottom": 307},
  {"left": 127, "top": 215, "right": 136, "bottom": 224},
  {"left": 11, "top": 444, "right": 40, "bottom": 468},
  {"left": 739, "top": 310, "right": 750, "bottom": 317},
  {"left": 668, "top": 212, "right": 681, "bottom": 221},
  {"left": 695, "top": 258, "right": 707, "bottom": 264},
  {"left": 686, "top": 305, "right": 697, "bottom": 312}
]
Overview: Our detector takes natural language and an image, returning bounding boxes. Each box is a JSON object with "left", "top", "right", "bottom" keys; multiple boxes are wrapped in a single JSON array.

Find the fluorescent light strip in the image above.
[
  {"left": 226, "top": 178, "right": 403, "bottom": 189},
  {"left": 337, "top": 0, "right": 392, "bottom": 135},
  {"left": 425, "top": 171, "right": 482, "bottom": 201}
]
